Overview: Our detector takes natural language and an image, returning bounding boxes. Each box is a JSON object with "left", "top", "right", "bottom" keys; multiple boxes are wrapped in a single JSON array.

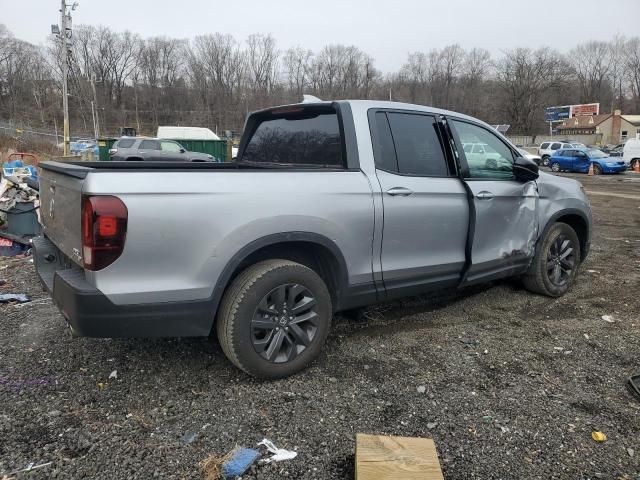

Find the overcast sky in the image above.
[{"left": 1, "top": 0, "right": 638, "bottom": 71}]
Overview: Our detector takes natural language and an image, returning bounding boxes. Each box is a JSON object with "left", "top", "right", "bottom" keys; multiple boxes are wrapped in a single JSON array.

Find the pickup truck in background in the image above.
[{"left": 34, "top": 100, "right": 592, "bottom": 378}]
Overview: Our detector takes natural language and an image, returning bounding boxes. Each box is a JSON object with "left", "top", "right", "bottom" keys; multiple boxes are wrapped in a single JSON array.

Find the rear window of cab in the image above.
[{"left": 241, "top": 107, "right": 343, "bottom": 168}]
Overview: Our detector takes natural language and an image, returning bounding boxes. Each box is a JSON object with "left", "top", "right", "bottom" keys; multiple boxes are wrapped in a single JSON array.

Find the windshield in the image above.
[
  {"left": 517, "top": 148, "right": 529, "bottom": 156},
  {"left": 588, "top": 149, "right": 607, "bottom": 159}
]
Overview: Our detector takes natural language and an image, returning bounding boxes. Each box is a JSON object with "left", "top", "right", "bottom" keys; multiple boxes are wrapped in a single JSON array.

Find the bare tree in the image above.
[
  {"left": 497, "top": 47, "right": 569, "bottom": 135},
  {"left": 439, "top": 44, "right": 464, "bottom": 109},
  {"left": 569, "top": 41, "right": 613, "bottom": 105},
  {"left": 627, "top": 37, "right": 640, "bottom": 111},
  {"left": 282, "top": 47, "right": 313, "bottom": 100}
]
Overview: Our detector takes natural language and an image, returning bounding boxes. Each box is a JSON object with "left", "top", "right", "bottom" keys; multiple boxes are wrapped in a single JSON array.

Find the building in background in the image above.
[{"left": 556, "top": 110, "right": 640, "bottom": 145}]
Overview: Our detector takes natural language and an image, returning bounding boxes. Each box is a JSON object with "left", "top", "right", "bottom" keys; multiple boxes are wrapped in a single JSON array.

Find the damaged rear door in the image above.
[{"left": 448, "top": 119, "right": 539, "bottom": 284}]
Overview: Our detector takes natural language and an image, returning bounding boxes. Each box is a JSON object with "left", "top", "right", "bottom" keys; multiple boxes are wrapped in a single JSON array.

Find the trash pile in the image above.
[{"left": 0, "top": 172, "right": 40, "bottom": 257}]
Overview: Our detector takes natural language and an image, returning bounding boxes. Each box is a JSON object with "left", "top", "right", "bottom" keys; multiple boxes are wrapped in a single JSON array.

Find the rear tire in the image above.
[
  {"left": 542, "top": 155, "right": 550, "bottom": 166},
  {"left": 523, "top": 222, "right": 581, "bottom": 297},
  {"left": 631, "top": 159, "right": 639, "bottom": 171},
  {"left": 550, "top": 162, "right": 560, "bottom": 172},
  {"left": 216, "top": 260, "right": 332, "bottom": 378}
]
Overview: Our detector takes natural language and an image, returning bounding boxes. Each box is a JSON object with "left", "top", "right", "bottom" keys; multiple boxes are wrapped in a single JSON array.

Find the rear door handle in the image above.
[
  {"left": 476, "top": 191, "right": 494, "bottom": 200},
  {"left": 386, "top": 187, "right": 414, "bottom": 197}
]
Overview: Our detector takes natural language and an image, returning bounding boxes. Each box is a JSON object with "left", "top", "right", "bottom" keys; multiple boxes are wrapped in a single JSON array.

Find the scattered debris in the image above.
[
  {"left": 591, "top": 431, "right": 607, "bottom": 442},
  {"left": 628, "top": 375, "right": 640, "bottom": 401},
  {"left": 426, "top": 422, "right": 438, "bottom": 430},
  {"left": 628, "top": 448, "right": 635, "bottom": 457},
  {"left": 5, "top": 461, "right": 53, "bottom": 477},
  {"left": 482, "top": 415, "right": 493, "bottom": 423},
  {"left": 109, "top": 370, "right": 118, "bottom": 380},
  {"left": 601, "top": 315, "right": 615, "bottom": 323},
  {"left": 258, "top": 438, "right": 297, "bottom": 463},
  {"left": 0, "top": 293, "right": 30, "bottom": 304},
  {"left": 0, "top": 279, "right": 6, "bottom": 286},
  {"left": 201, "top": 447, "right": 260, "bottom": 480},
  {"left": 180, "top": 431, "right": 198, "bottom": 445},
  {"left": 587, "top": 269, "right": 600, "bottom": 273},
  {"left": 584, "top": 333, "right": 590, "bottom": 340},
  {"left": 416, "top": 385, "right": 426, "bottom": 394}
]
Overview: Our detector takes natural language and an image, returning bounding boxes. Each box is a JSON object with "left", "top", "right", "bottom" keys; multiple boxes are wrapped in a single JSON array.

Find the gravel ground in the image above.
[{"left": 1, "top": 172, "right": 639, "bottom": 480}]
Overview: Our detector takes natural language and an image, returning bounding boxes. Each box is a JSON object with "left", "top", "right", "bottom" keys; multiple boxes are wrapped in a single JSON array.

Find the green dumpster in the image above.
[
  {"left": 97, "top": 138, "right": 117, "bottom": 161},
  {"left": 97, "top": 138, "right": 229, "bottom": 162}
]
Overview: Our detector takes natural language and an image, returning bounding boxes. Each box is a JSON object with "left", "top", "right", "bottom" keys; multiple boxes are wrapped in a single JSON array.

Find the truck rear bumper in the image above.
[{"left": 33, "top": 236, "right": 214, "bottom": 338}]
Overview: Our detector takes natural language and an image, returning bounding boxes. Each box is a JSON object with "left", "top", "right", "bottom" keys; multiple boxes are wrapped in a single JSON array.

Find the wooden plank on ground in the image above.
[{"left": 356, "top": 433, "right": 444, "bottom": 480}]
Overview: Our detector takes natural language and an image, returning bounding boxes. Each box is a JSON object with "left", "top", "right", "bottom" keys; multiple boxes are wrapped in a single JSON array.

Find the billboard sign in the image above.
[
  {"left": 570, "top": 103, "right": 599, "bottom": 117},
  {"left": 545, "top": 106, "right": 571, "bottom": 122},
  {"left": 545, "top": 103, "right": 600, "bottom": 122}
]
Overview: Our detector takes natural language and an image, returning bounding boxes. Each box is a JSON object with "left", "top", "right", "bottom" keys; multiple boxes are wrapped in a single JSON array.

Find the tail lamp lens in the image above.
[{"left": 81, "top": 195, "right": 128, "bottom": 271}]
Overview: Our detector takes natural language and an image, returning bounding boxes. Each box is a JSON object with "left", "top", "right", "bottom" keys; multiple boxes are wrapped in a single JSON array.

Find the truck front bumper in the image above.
[{"left": 32, "top": 236, "right": 214, "bottom": 337}]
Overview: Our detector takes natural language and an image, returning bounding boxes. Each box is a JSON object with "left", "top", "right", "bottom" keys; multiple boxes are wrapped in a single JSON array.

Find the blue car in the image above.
[{"left": 549, "top": 148, "right": 627, "bottom": 175}]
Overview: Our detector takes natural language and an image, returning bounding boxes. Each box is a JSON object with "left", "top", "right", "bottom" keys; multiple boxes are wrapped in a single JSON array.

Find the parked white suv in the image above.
[{"left": 538, "top": 141, "right": 584, "bottom": 166}]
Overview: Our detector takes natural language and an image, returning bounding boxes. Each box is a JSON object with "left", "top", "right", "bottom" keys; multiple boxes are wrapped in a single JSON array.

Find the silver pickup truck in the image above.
[{"left": 34, "top": 100, "right": 592, "bottom": 378}]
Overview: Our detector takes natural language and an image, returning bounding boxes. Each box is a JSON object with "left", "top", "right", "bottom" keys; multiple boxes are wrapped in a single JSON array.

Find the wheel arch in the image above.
[
  {"left": 208, "top": 232, "right": 349, "bottom": 332},
  {"left": 539, "top": 209, "right": 590, "bottom": 262}
]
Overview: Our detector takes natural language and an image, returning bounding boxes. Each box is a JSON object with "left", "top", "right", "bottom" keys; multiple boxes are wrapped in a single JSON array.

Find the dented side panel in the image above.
[{"left": 463, "top": 179, "right": 539, "bottom": 281}]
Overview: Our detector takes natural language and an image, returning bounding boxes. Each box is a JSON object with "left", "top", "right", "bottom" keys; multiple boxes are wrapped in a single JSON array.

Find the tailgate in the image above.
[{"left": 39, "top": 163, "right": 87, "bottom": 266}]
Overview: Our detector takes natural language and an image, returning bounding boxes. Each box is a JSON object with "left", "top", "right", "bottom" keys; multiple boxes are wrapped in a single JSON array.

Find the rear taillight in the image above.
[{"left": 81, "top": 195, "right": 128, "bottom": 271}]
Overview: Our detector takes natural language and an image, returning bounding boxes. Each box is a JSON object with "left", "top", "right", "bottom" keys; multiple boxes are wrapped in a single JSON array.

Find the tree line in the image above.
[{"left": 1, "top": 23, "right": 640, "bottom": 138}]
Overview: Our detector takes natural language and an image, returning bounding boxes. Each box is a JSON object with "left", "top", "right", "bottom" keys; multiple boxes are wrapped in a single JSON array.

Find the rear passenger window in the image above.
[
  {"left": 242, "top": 109, "right": 343, "bottom": 167},
  {"left": 386, "top": 113, "right": 449, "bottom": 176},
  {"left": 550, "top": 143, "right": 561, "bottom": 150},
  {"left": 116, "top": 138, "right": 134, "bottom": 148},
  {"left": 540, "top": 142, "right": 550, "bottom": 149},
  {"left": 561, "top": 144, "right": 572, "bottom": 149},
  {"left": 139, "top": 140, "right": 160, "bottom": 150},
  {"left": 371, "top": 112, "right": 398, "bottom": 172}
]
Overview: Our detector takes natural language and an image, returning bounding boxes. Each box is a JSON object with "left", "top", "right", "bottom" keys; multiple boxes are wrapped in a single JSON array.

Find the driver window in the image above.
[{"left": 451, "top": 121, "right": 514, "bottom": 179}]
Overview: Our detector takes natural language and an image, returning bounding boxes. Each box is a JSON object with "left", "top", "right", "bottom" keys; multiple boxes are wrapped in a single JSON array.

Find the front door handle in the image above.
[
  {"left": 476, "top": 191, "right": 494, "bottom": 200},
  {"left": 386, "top": 187, "right": 414, "bottom": 197}
]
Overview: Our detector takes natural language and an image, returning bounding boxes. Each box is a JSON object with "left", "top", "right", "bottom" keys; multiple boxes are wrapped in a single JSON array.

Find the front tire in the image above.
[
  {"left": 550, "top": 162, "right": 560, "bottom": 172},
  {"left": 217, "top": 260, "right": 332, "bottom": 378},
  {"left": 523, "top": 222, "right": 581, "bottom": 297},
  {"left": 542, "top": 155, "right": 550, "bottom": 166},
  {"left": 592, "top": 163, "right": 603, "bottom": 175}
]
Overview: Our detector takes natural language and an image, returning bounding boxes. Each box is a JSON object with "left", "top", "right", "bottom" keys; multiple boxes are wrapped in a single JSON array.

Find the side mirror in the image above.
[
  {"left": 513, "top": 156, "right": 539, "bottom": 181},
  {"left": 180, "top": 148, "right": 186, "bottom": 153}
]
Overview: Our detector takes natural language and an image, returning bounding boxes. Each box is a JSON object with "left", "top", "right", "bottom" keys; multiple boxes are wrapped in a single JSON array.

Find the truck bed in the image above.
[{"left": 40, "top": 160, "right": 248, "bottom": 179}]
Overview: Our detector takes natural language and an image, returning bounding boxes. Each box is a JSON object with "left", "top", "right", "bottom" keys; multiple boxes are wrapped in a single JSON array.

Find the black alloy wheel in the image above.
[
  {"left": 545, "top": 234, "right": 577, "bottom": 287},
  {"left": 251, "top": 283, "right": 319, "bottom": 363}
]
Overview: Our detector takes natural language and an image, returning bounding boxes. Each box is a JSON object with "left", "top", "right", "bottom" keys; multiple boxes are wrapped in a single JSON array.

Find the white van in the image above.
[
  {"left": 157, "top": 126, "right": 220, "bottom": 141},
  {"left": 623, "top": 138, "right": 640, "bottom": 170}
]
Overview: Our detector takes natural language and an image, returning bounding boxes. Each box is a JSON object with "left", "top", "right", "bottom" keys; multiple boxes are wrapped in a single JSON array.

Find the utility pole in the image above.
[
  {"left": 54, "top": 1, "right": 76, "bottom": 155},
  {"left": 61, "top": 0, "right": 70, "bottom": 155},
  {"left": 90, "top": 75, "right": 100, "bottom": 137}
]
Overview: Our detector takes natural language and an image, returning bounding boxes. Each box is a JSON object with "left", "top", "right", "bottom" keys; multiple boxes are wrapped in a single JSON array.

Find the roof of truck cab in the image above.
[{"left": 257, "top": 99, "right": 485, "bottom": 124}]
